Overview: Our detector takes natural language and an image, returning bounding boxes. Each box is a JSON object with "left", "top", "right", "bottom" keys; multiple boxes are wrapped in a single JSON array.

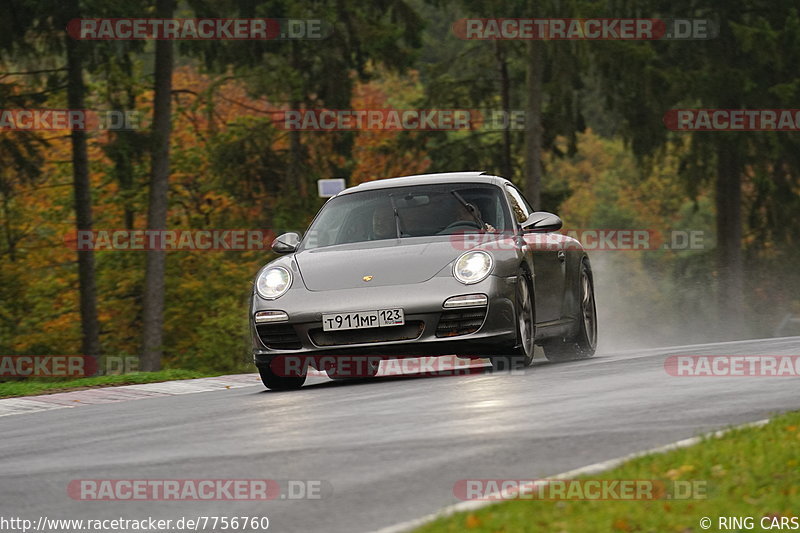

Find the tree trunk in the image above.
[
  {"left": 287, "top": 42, "right": 307, "bottom": 198},
  {"left": 494, "top": 41, "right": 512, "bottom": 181},
  {"left": 715, "top": 138, "right": 745, "bottom": 337},
  {"left": 2, "top": 189, "right": 17, "bottom": 263},
  {"left": 288, "top": 124, "right": 305, "bottom": 195},
  {"left": 113, "top": 56, "right": 137, "bottom": 231},
  {"left": 65, "top": 1, "right": 101, "bottom": 363},
  {"left": 524, "top": 38, "right": 544, "bottom": 210},
  {"left": 141, "top": 0, "right": 175, "bottom": 371}
]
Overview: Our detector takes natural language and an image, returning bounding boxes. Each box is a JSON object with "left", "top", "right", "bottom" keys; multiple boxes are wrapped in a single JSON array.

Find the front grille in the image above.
[
  {"left": 435, "top": 308, "right": 487, "bottom": 337},
  {"left": 309, "top": 321, "right": 424, "bottom": 346},
  {"left": 256, "top": 324, "right": 303, "bottom": 350}
]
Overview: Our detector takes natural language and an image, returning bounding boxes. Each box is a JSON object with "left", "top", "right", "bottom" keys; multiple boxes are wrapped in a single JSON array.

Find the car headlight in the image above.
[
  {"left": 453, "top": 251, "right": 493, "bottom": 284},
  {"left": 256, "top": 266, "right": 292, "bottom": 299}
]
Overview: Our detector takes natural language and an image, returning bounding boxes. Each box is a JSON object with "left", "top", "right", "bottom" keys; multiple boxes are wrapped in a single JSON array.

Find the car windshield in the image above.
[{"left": 302, "top": 182, "right": 512, "bottom": 250}]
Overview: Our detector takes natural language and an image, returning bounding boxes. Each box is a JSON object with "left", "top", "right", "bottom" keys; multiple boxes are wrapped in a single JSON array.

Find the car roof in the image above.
[{"left": 337, "top": 171, "right": 511, "bottom": 196}]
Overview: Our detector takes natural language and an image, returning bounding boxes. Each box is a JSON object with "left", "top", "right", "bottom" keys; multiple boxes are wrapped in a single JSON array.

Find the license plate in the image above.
[{"left": 322, "top": 309, "right": 404, "bottom": 331}]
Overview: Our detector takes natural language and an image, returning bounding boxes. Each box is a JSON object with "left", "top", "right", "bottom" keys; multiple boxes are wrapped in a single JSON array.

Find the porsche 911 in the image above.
[{"left": 250, "top": 171, "right": 597, "bottom": 390}]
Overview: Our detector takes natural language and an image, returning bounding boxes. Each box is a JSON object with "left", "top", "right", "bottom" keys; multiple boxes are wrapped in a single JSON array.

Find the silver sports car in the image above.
[{"left": 250, "top": 171, "right": 597, "bottom": 390}]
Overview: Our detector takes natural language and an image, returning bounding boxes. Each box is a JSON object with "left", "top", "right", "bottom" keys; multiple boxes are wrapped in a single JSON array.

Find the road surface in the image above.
[{"left": 1, "top": 337, "right": 799, "bottom": 532}]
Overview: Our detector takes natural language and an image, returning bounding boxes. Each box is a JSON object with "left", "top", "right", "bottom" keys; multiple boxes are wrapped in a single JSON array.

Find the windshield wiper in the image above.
[
  {"left": 388, "top": 194, "right": 403, "bottom": 238},
  {"left": 450, "top": 190, "right": 486, "bottom": 230}
]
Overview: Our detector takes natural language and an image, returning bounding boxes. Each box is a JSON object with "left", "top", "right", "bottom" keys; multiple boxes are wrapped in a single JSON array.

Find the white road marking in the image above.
[
  {"left": 371, "top": 419, "right": 770, "bottom": 533},
  {"left": 0, "top": 397, "right": 71, "bottom": 417},
  {"left": 0, "top": 374, "right": 262, "bottom": 417}
]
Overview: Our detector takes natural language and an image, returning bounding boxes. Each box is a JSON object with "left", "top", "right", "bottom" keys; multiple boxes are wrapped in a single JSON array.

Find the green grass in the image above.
[
  {"left": 416, "top": 411, "right": 800, "bottom": 533},
  {"left": 0, "top": 369, "right": 232, "bottom": 398}
]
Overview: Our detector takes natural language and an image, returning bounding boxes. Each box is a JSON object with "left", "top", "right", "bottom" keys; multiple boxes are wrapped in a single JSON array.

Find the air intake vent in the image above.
[
  {"left": 256, "top": 324, "right": 303, "bottom": 350},
  {"left": 435, "top": 309, "right": 487, "bottom": 337}
]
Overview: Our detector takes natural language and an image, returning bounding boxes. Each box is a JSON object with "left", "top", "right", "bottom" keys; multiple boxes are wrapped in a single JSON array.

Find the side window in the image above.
[{"left": 505, "top": 185, "right": 530, "bottom": 224}]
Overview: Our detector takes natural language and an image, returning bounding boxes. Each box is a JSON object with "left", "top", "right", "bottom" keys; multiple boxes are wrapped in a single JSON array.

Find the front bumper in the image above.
[{"left": 250, "top": 274, "right": 518, "bottom": 366}]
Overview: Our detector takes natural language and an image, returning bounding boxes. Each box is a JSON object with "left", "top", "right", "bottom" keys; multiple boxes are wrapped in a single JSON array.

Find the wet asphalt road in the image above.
[{"left": 1, "top": 336, "right": 799, "bottom": 532}]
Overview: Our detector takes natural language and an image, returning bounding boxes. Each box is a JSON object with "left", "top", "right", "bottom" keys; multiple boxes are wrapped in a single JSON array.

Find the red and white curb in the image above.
[
  {"left": 0, "top": 374, "right": 262, "bottom": 417},
  {"left": 371, "top": 419, "right": 770, "bottom": 533}
]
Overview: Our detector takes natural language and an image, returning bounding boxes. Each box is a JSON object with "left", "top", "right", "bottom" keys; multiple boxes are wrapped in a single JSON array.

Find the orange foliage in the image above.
[{"left": 350, "top": 69, "right": 431, "bottom": 184}]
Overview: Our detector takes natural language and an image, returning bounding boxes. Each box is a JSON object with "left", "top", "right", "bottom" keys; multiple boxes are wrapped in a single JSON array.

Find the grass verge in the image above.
[
  {"left": 415, "top": 411, "right": 800, "bottom": 532},
  {"left": 0, "top": 369, "right": 231, "bottom": 398}
]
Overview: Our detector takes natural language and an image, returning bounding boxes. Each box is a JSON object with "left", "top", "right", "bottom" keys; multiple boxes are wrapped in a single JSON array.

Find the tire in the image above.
[
  {"left": 491, "top": 269, "right": 535, "bottom": 371},
  {"left": 258, "top": 360, "right": 306, "bottom": 390},
  {"left": 543, "top": 259, "right": 597, "bottom": 361}
]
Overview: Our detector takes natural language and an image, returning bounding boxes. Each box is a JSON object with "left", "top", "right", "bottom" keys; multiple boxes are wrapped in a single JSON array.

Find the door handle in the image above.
[{"left": 557, "top": 250, "right": 566, "bottom": 262}]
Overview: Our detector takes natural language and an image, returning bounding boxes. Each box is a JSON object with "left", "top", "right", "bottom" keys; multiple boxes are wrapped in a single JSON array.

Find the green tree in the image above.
[{"left": 591, "top": 0, "right": 800, "bottom": 335}]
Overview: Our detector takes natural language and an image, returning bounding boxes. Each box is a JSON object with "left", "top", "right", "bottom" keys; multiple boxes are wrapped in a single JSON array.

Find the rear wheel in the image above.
[
  {"left": 492, "top": 269, "right": 535, "bottom": 371},
  {"left": 543, "top": 259, "right": 597, "bottom": 361},
  {"left": 258, "top": 359, "right": 306, "bottom": 390}
]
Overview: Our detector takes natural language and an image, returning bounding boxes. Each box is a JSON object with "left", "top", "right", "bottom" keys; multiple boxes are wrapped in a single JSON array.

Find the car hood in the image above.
[{"left": 295, "top": 237, "right": 466, "bottom": 291}]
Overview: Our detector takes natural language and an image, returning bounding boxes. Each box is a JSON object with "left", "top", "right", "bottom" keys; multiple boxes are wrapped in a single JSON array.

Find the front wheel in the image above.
[
  {"left": 491, "top": 270, "right": 535, "bottom": 371},
  {"left": 543, "top": 259, "right": 597, "bottom": 361}
]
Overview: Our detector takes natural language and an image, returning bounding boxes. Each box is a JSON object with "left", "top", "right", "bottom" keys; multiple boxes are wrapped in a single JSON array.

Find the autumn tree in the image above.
[{"left": 1, "top": 0, "right": 104, "bottom": 360}]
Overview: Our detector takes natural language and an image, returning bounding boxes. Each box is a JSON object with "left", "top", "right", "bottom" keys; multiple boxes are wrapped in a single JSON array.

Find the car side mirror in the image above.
[
  {"left": 521, "top": 212, "right": 563, "bottom": 232},
  {"left": 272, "top": 232, "right": 301, "bottom": 254}
]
